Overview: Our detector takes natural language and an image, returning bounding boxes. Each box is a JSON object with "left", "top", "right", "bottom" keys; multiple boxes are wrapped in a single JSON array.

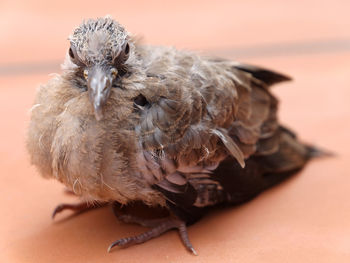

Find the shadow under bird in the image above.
[{"left": 27, "top": 17, "right": 323, "bottom": 255}]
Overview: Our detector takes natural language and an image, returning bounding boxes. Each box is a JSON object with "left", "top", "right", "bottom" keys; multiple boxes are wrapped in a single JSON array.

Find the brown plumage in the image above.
[{"left": 27, "top": 17, "right": 319, "bottom": 254}]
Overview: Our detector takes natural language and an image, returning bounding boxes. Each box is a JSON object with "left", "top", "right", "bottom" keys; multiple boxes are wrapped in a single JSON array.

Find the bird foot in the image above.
[
  {"left": 52, "top": 202, "right": 105, "bottom": 219},
  {"left": 109, "top": 207, "right": 197, "bottom": 255}
]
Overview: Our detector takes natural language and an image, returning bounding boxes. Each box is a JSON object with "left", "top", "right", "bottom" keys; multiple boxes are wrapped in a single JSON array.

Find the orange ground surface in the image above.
[{"left": 1, "top": 1, "right": 350, "bottom": 262}]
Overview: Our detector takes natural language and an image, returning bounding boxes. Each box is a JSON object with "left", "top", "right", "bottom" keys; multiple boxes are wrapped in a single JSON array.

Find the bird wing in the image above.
[{"left": 134, "top": 49, "right": 298, "bottom": 221}]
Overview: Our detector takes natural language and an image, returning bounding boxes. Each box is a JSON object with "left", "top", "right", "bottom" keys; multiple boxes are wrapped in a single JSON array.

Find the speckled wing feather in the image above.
[{"left": 134, "top": 50, "right": 312, "bottom": 223}]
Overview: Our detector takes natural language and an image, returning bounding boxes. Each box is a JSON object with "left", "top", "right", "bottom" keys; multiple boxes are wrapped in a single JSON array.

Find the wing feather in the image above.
[{"left": 134, "top": 48, "right": 305, "bottom": 223}]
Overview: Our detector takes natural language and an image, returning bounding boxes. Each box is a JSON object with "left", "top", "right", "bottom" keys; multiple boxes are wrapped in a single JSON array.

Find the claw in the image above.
[
  {"left": 190, "top": 247, "right": 198, "bottom": 256},
  {"left": 107, "top": 239, "right": 129, "bottom": 253},
  {"left": 52, "top": 204, "right": 67, "bottom": 219},
  {"left": 107, "top": 241, "right": 118, "bottom": 253}
]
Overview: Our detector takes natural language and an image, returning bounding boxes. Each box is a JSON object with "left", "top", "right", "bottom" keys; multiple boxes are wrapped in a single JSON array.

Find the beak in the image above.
[{"left": 87, "top": 66, "right": 115, "bottom": 121}]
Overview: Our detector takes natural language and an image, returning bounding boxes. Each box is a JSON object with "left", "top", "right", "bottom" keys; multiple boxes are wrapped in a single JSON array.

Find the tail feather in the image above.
[{"left": 305, "top": 144, "right": 335, "bottom": 158}]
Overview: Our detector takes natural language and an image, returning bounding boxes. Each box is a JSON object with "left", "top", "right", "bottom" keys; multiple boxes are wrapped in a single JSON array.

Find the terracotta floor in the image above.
[{"left": 1, "top": 0, "right": 350, "bottom": 262}]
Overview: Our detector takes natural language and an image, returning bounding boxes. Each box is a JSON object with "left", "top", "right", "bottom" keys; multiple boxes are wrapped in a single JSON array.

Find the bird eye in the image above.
[
  {"left": 83, "top": 69, "right": 88, "bottom": 79},
  {"left": 69, "top": 47, "right": 75, "bottom": 59},
  {"left": 124, "top": 43, "right": 130, "bottom": 55},
  {"left": 110, "top": 68, "right": 118, "bottom": 78},
  {"left": 133, "top": 94, "right": 149, "bottom": 107},
  {"left": 112, "top": 43, "right": 130, "bottom": 71},
  {"left": 68, "top": 45, "right": 85, "bottom": 67}
]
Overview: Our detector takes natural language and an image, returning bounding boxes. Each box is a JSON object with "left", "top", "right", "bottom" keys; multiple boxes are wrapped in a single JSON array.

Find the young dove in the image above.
[{"left": 27, "top": 17, "right": 321, "bottom": 254}]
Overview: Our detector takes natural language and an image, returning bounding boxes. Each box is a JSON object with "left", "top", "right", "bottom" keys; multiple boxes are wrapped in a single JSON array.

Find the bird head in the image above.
[{"left": 67, "top": 17, "right": 131, "bottom": 121}]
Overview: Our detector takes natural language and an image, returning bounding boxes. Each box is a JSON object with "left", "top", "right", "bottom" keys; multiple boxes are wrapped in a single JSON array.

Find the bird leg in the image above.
[
  {"left": 52, "top": 202, "right": 106, "bottom": 219},
  {"left": 109, "top": 205, "right": 197, "bottom": 255}
]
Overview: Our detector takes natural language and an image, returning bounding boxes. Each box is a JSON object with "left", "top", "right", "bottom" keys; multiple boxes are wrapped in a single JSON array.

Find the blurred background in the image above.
[{"left": 1, "top": 0, "right": 350, "bottom": 262}]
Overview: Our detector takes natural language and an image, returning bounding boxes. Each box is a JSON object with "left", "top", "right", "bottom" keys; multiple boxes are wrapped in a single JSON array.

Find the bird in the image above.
[{"left": 27, "top": 16, "right": 322, "bottom": 255}]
